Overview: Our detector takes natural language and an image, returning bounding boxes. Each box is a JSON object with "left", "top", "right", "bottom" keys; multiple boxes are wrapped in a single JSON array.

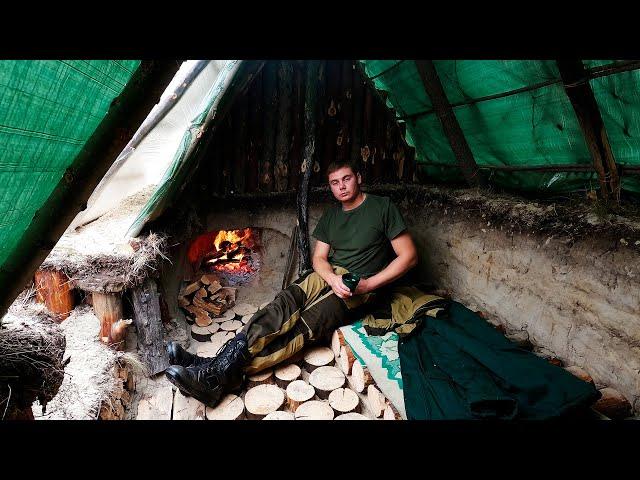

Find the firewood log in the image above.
[
  {"left": 564, "top": 366, "right": 595, "bottom": 385},
  {"left": 173, "top": 391, "right": 206, "bottom": 420},
  {"left": 285, "top": 379, "right": 315, "bottom": 411},
  {"left": 233, "top": 303, "right": 258, "bottom": 316},
  {"left": 351, "top": 361, "right": 373, "bottom": 393},
  {"left": 247, "top": 369, "right": 275, "bottom": 389},
  {"left": 275, "top": 363, "right": 302, "bottom": 388},
  {"left": 263, "top": 411, "right": 295, "bottom": 420},
  {"left": 191, "top": 325, "right": 215, "bottom": 343},
  {"left": 309, "top": 366, "right": 345, "bottom": 400},
  {"left": 245, "top": 384, "right": 285, "bottom": 420},
  {"left": 383, "top": 401, "right": 402, "bottom": 420},
  {"left": 337, "top": 344, "right": 356, "bottom": 375},
  {"left": 331, "top": 329, "right": 346, "bottom": 358},
  {"left": 593, "top": 387, "right": 632, "bottom": 420},
  {"left": 178, "top": 296, "right": 191, "bottom": 308},
  {"left": 212, "top": 310, "right": 235, "bottom": 323},
  {"left": 367, "top": 384, "right": 386, "bottom": 418},
  {"left": 328, "top": 387, "right": 360, "bottom": 415},
  {"left": 335, "top": 412, "right": 370, "bottom": 420},
  {"left": 210, "top": 331, "right": 235, "bottom": 352},
  {"left": 220, "top": 320, "right": 243, "bottom": 332},
  {"left": 205, "top": 394, "right": 245, "bottom": 420},
  {"left": 180, "top": 281, "right": 202, "bottom": 297},
  {"left": 303, "top": 346, "right": 335, "bottom": 372},
  {"left": 294, "top": 400, "right": 334, "bottom": 420},
  {"left": 93, "top": 292, "right": 123, "bottom": 342}
]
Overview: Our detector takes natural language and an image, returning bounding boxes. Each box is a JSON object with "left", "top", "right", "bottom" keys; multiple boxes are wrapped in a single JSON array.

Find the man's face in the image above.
[{"left": 328, "top": 166, "right": 361, "bottom": 203}]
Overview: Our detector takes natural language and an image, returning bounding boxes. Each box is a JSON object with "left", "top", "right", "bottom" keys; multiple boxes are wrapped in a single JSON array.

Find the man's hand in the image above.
[
  {"left": 328, "top": 274, "right": 353, "bottom": 299},
  {"left": 353, "top": 277, "right": 371, "bottom": 295}
]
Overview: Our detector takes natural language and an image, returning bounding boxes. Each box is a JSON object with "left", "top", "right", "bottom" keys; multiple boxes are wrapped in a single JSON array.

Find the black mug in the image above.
[{"left": 342, "top": 272, "right": 361, "bottom": 293}]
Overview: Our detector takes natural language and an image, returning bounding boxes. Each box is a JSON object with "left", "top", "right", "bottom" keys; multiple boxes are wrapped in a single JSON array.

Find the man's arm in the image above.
[
  {"left": 312, "top": 240, "right": 353, "bottom": 299},
  {"left": 354, "top": 231, "right": 418, "bottom": 295}
]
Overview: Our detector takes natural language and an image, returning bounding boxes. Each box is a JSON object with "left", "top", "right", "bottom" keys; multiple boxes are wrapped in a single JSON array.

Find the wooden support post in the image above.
[
  {"left": 322, "top": 60, "right": 342, "bottom": 172},
  {"left": 337, "top": 59, "right": 353, "bottom": 163},
  {"left": 232, "top": 87, "right": 248, "bottom": 194},
  {"left": 288, "top": 61, "right": 304, "bottom": 191},
  {"left": 131, "top": 278, "right": 169, "bottom": 375},
  {"left": 311, "top": 62, "right": 327, "bottom": 186},
  {"left": 246, "top": 69, "right": 263, "bottom": 193},
  {"left": 275, "top": 61, "right": 293, "bottom": 192},
  {"left": 414, "top": 60, "right": 485, "bottom": 188},
  {"left": 34, "top": 269, "right": 75, "bottom": 322},
  {"left": 261, "top": 61, "right": 278, "bottom": 192},
  {"left": 350, "top": 62, "right": 364, "bottom": 166},
  {"left": 92, "top": 292, "right": 123, "bottom": 344},
  {"left": 556, "top": 60, "right": 620, "bottom": 203},
  {"left": 297, "top": 61, "right": 320, "bottom": 275}
]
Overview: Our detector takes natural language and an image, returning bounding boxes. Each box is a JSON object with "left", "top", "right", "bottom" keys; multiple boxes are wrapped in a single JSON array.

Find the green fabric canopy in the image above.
[
  {"left": 0, "top": 60, "right": 140, "bottom": 269},
  {"left": 360, "top": 60, "right": 640, "bottom": 194}
]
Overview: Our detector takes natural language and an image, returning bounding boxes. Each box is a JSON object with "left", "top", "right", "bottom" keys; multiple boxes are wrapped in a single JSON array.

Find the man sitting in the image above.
[{"left": 165, "top": 160, "right": 419, "bottom": 408}]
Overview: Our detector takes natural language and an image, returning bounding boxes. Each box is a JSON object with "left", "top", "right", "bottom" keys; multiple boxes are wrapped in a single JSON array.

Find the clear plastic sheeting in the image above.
[
  {"left": 360, "top": 60, "right": 640, "bottom": 195},
  {"left": 0, "top": 60, "right": 140, "bottom": 267}
]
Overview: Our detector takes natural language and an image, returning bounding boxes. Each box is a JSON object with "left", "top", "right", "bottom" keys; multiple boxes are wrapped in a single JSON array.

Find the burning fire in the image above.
[{"left": 188, "top": 228, "right": 258, "bottom": 275}]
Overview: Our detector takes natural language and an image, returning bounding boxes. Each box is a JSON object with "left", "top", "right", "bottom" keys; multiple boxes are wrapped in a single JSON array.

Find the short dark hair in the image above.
[{"left": 326, "top": 160, "right": 359, "bottom": 177}]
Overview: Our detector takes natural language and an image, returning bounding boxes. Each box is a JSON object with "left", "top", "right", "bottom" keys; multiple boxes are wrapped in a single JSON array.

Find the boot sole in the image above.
[{"left": 165, "top": 369, "right": 223, "bottom": 409}]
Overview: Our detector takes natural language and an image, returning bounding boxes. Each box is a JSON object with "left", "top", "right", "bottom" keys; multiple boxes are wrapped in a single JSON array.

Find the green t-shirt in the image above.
[{"left": 311, "top": 194, "right": 407, "bottom": 277}]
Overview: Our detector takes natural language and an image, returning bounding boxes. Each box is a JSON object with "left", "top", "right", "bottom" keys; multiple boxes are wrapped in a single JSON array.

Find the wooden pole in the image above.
[
  {"left": 246, "top": 69, "right": 263, "bottom": 193},
  {"left": 297, "top": 61, "right": 319, "bottom": 275},
  {"left": 288, "top": 61, "right": 304, "bottom": 191},
  {"left": 261, "top": 61, "right": 278, "bottom": 192},
  {"left": 275, "top": 61, "right": 293, "bottom": 192},
  {"left": 131, "top": 278, "right": 169, "bottom": 375},
  {"left": 336, "top": 59, "right": 353, "bottom": 163},
  {"left": 556, "top": 60, "right": 620, "bottom": 203},
  {"left": 92, "top": 292, "right": 123, "bottom": 343},
  {"left": 232, "top": 87, "right": 248, "bottom": 194},
  {"left": 414, "top": 60, "right": 485, "bottom": 188},
  {"left": 350, "top": 63, "right": 364, "bottom": 167},
  {"left": 0, "top": 61, "right": 180, "bottom": 320},
  {"left": 311, "top": 61, "right": 327, "bottom": 186},
  {"left": 34, "top": 269, "right": 74, "bottom": 322},
  {"left": 322, "top": 60, "right": 342, "bottom": 172}
]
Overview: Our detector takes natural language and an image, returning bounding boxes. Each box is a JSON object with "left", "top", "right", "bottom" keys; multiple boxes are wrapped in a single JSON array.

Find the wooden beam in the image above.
[
  {"left": 297, "top": 61, "right": 320, "bottom": 276},
  {"left": 557, "top": 60, "right": 620, "bottom": 202},
  {"left": 414, "top": 60, "right": 485, "bottom": 188},
  {"left": 0, "top": 60, "right": 180, "bottom": 320},
  {"left": 131, "top": 278, "right": 169, "bottom": 376}
]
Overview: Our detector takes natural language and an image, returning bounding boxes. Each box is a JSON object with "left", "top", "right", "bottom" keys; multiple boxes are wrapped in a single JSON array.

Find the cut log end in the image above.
[
  {"left": 275, "top": 363, "right": 302, "bottom": 389},
  {"left": 294, "top": 400, "right": 334, "bottom": 420},
  {"left": 247, "top": 369, "right": 275, "bottom": 389},
  {"left": 351, "top": 361, "right": 373, "bottom": 393},
  {"left": 205, "top": 394, "right": 245, "bottom": 420},
  {"left": 367, "top": 384, "right": 386, "bottom": 418},
  {"left": 328, "top": 387, "right": 360, "bottom": 414},
  {"left": 245, "top": 384, "right": 285, "bottom": 420},
  {"left": 309, "top": 366, "right": 345, "bottom": 400},
  {"left": 285, "top": 379, "right": 315, "bottom": 412},
  {"left": 303, "top": 346, "right": 335, "bottom": 372}
]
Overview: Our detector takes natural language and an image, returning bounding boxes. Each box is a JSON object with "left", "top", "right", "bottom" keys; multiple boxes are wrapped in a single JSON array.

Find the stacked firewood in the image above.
[{"left": 178, "top": 275, "right": 237, "bottom": 327}]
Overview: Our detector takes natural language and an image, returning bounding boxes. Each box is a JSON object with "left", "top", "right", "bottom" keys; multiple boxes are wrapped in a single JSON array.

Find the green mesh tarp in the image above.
[
  {"left": 360, "top": 60, "right": 640, "bottom": 194},
  {"left": 0, "top": 60, "right": 140, "bottom": 267}
]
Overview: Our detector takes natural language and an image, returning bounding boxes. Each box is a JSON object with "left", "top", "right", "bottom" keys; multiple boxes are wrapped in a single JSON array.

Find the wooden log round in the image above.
[
  {"left": 220, "top": 319, "right": 243, "bottom": 332},
  {"left": 210, "top": 331, "right": 235, "bottom": 352},
  {"left": 285, "top": 379, "right": 315, "bottom": 411},
  {"left": 337, "top": 344, "right": 356, "bottom": 375},
  {"left": 564, "top": 366, "right": 595, "bottom": 385},
  {"left": 263, "top": 410, "right": 295, "bottom": 420},
  {"left": 308, "top": 366, "right": 345, "bottom": 400},
  {"left": 259, "top": 302, "right": 269, "bottom": 310},
  {"left": 173, "top": 391, "right": 207, "bottom": 420},
  {"left": 304, "top": 346, "right": 335, "bottom": 372},
  {"left": 328, "top": 387, "right": 360, "bottom": 415},
  {"left": 34, "top": 269, "right": 75, "bottom": 322},
  {"left": 205, "top": 394, "right": 245, "bottom": 420},
  {"left": 335, "top": 412, "right": 370, "bottom": 420},
  {"left": 247, "top": 369, "right": 275, "bottom": 389},
  {"left": 331, "top": 329, "right": 346, "bottom": 358},
  {"left": 190, "top": 325, "right": 215, "bottom": 343},
  {"left": 212, "top": 310, "right": 235, "bottom": 323},
  {"left": 241, "top": 314, "right": 253, "bottom": 325},
  {"left": 244, "top": 384, "right": 285, "bottom": 420},
  {"left": 294, "top": 400, "right": 335, "bottom": 420},
  {"left": 593, "top": 387, "right": 632, "bottom": 420},
  {"left": 275, "top": 363, "right": 302, "bottom": 388},
  {"left": 92, "top": 291, "right": 122, "bottom": 342},
  {"left": 180, "top": 281, "right": 201, "bottom": 296},
  {"left": 193, "top": 306, "right": 213, "bottom": 327},
  {"left": 383, "top": 402, "right": 402, "bottom": 420},
  {"left": 351, "top": 361, "right": 373, "bottom": 393},
  {"left": 233, "top": 303, "right": 258, "bottom": 316},
  {"left": 367, "top": 384, "right": 386, "bottom": 418}
]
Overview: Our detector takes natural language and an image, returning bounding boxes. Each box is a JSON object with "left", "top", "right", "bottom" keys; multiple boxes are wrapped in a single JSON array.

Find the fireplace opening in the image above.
[{"left": 187, "top": 227, "right": 262, "bottom": 286}]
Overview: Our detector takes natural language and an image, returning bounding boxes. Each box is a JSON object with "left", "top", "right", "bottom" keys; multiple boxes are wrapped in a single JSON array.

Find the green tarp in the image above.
[
  {"left": 360, "top": 60, "right": 640, "bottom": 194},
  {"left": 0, "top": 60, "right": 140, "bottom": 268}
]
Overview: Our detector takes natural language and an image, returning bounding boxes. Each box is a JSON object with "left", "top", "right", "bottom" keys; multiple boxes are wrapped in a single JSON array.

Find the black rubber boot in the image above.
[
  {"left": 166, "top": 341, "right": 209, "bottom": 368},
  {"left": 165, "top": 333, "right": 250, "bottom": 408}
]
